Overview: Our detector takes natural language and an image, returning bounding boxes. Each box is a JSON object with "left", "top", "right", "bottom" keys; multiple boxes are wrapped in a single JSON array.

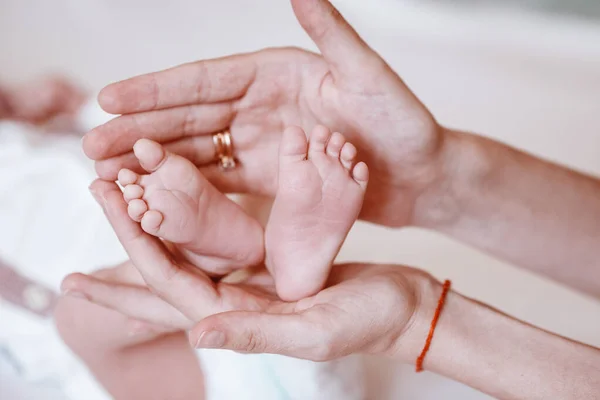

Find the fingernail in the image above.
[
  {"left": 62, "top": 289, "right": 88, "bottom": 300},
  {"left": 195, "top": 331, "right": 226, "bottom": 349}
]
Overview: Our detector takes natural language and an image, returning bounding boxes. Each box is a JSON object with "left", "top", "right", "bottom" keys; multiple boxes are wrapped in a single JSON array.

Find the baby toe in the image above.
[
  {"left": 326, "top": 132, "right": 346, "bottom": 159},
  {"left": 140, "top": 210, "right": 164, "bottom": 235},
  {"left": 133, "top": 139, "right": 167, "bottom": 173},
  {"left": 280, "top": 126, "right": 309, "bottom": 159},
  {"left": 340, "top": 142, "right": 358, "bottom": 171},
  {"left": 308, "top": 125, "right": 331, "bottom": 154},
  {"left": 118, "top": 168, "right": 139, "bottom": 186},
  {"left": 127, "top": 199, "right": 148, "bottom": 222},
  {"left": 351, "top": 161, "right": 369, "bottom": 189},
  {"left": 123, "top": 184, "right": 144, "bottom": 202}
]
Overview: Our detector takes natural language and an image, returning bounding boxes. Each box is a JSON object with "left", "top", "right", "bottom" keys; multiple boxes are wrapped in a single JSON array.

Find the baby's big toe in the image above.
[
  {"left": 133, "top": 139, "right": 167, "bottom": 172},
  {"left": 279, "top": 126, "right": 308, "bottom": 164}
]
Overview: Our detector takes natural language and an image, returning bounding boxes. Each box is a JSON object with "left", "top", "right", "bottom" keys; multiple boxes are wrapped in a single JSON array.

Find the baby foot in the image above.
[
  {"left": 118, "top": 139, "right": 264, "bottom": 275},
  {"left": 266, "top": 125, "right": 369, "bottom": 301}
]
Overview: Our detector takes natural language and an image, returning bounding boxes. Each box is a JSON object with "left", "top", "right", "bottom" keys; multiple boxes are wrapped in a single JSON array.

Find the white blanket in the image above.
[{"left": 0, "top": 120, "right": 118, "bottom": 400}]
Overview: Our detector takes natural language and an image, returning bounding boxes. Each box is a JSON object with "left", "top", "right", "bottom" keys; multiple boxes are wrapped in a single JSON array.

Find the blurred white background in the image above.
[{"left": 1, "top": 0, "right": 600, "bottom": 399}]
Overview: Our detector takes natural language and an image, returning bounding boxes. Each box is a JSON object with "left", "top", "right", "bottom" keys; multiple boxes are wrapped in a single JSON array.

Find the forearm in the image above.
[
  {"left": 54, "top": 297, "right": 204, "bottom": 400},
  {"left": 416, "top": 129, "right": 600, "bottom": 297},
  {"left": 87, "top": 333, "right": 204, "bottom": 400},
  {"left": 396, "top": 280, "right": 600, "bottom": 399}
]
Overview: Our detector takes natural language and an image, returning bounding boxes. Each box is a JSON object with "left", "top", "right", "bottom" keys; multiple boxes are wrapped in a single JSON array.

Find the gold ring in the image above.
[{"left": 212, "top": 130, "right": 236, "bottom": 170}]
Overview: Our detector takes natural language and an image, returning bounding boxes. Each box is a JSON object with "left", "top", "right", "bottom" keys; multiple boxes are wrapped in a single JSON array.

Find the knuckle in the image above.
[
  {"left": 181, "top": 105, "right": 197, "bottom": 136},
  {"left": 327, "top": 5, "right": 343, "bottom": 23},
  {"left": 145, "top": 266, "right": 179, "bottom": 297},
  {"left": 371, "top": 275, "right": 405, "bottom": 298},
  {"left": 240, "top": 329, "right": 266, "bottom": 353},
  {"left": 130, "top": 112, "right": 145, "bottom": 131},
  {"left": 278, "top": 46, "right": 304, "bottom": 54},
  {"left": 194, "top": 61, "right": 211, "bottom": 103},
  {"left": 149, "top": 74, "right": 161, "bottom": 110},
  {"left": 311, "top": 5, "right": 344, "bottom": 42},
  {"left": 312, "top": 23, "right": 332, "bottom": 42},
  {"left": 311, "top": 333, "right": 337, "bottom": 361}
]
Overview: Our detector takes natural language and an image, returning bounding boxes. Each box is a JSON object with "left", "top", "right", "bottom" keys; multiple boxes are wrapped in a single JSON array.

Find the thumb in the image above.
[
  {"left": 190, "top": 310, "right": 342, "bottom": 361},
  {"left": 291, "top": 0, "right": 384, "bottom": 78}
]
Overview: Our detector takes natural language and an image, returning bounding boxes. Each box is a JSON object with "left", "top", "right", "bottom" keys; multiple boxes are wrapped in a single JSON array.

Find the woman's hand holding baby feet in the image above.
[
  {"left": 114, "top": 126, "right": 368, "bottom": 301},
  {"left": 85, "top": 0, "right": 445, "bottom": 229},
  {"left": 64, "top": 178, "right": 431, "bottom": 363},
  {"left": 266, "top": 125, "right": 368, "bottom": 301},
  {"left": 117, "top": 138, "right": 264, "bottom": 276}
]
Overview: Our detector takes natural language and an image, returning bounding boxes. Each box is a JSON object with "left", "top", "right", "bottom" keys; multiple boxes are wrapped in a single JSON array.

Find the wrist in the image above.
[
  {"left": 386, "top": 272, "right": 445, "bottom": 363},
  {"left": 392, "top": 278, "right": 600, "bottom": 399},
  {"left": 388, "top": 278, "right": 513, "bottom": 390},
  {"left": 411, "top": 128, "right": 492, "bottom": 230}
]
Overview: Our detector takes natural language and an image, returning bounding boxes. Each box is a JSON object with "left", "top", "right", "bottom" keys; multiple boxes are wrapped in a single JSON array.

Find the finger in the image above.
[
  {"left": 83, "top": 102, "right": 234, "bottom": 160},
  {"left": 190, "top": 309, "right": 346, "bottom": 361},
  {"left": 61, "top": 273, "right": 190, "bottom": 330},
  {"left": 95, "top": 149, "right": 261, "bottom": 197},
  {"left": 88, "top": 179, "right": 219, "bottom": 321},
  {"left": 198, "top": 164, "right": 257, "bottom": 195},
  {"left": 91, "top": 260, "right": 145, "bottom": 285},
  {"left": 98, "top": 53, "right": 257, "bottom": 114},
  {"left": 126, "top": 318, "right": 178, "bottom": 337},
  {"left": 94, "top": 135, "right": 216, "bottom": 181},
  {"left": 199, "top": 162, "right": 281, "bottom": 198},
  {"left": 96, "top": 155, "right": 259, "bottom": 196},
  {"left": 95, "top": 144, "right": 277, "bottom": 197},
  {"left": 291, "top": 0, "right": 384, "bottom": 78},
  {"left": 54, "top": 290, "right": 166, "bottom": 348}
]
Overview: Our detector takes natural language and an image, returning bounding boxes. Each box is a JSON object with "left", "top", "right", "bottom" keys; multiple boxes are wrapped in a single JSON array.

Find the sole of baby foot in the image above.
[
  {"left": 117, "top": 138, "right": 264, "bottom": 275},
  {"left": 266, "top": 125, "right": 368, "bottom": 301}
]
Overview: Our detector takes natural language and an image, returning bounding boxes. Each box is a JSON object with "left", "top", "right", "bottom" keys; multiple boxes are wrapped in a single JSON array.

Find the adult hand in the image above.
[
  {"left": 56, "top": 261, "right": 180, "bottom": 347},
  {"left": 55, "top": 262, "right": 206, "bottom": 400},
  {"left": 62, "top": 181, "right": 600, "bottom": 400},
  {"left": 61, "top": 179, "right": 440, "bottom": 362},
  {"left": 84, "top": 0, "right": 446, "bottom": 227}
]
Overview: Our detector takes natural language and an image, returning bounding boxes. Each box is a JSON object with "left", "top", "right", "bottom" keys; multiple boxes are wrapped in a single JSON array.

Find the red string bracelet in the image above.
[{"left": 416, "top": 279, "right": 451, "bottom": 372}]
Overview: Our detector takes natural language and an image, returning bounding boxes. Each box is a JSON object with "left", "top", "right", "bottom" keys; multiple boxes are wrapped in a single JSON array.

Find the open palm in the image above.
[{"left": 84, "top": 0, "right": 444, "bottom": 227}]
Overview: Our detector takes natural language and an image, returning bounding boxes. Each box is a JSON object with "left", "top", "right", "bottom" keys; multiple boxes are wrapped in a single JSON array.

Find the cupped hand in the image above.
[
  {"left": 62, "top": 179, "right": 439, "bottom": 362},
  {"left": 84, "top": 0, "right": 445, "bottom": 227},
  {"left": 56, "top": 261, "right": 182, "bottom": 351}
]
